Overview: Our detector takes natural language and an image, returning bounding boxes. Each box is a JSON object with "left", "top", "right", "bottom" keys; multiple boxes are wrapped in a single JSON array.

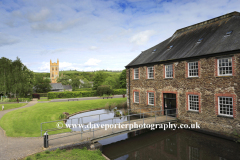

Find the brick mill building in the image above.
[{"left": 126, "top": 12, "right": 240, "bottom": 135}]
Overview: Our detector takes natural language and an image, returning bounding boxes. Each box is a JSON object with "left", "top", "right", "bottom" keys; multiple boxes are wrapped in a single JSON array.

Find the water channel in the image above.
[{"left": 67, "top": 109, "right": 240, "bottom": 160}]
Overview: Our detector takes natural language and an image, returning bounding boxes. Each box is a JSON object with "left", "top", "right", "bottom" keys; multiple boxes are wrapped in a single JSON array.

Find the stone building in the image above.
[
  {"left": 50, "top": 59, "right": 59, "bottom": 83},
  {"left": 125, "top": 12, "right": 240, "bottom": 136}
]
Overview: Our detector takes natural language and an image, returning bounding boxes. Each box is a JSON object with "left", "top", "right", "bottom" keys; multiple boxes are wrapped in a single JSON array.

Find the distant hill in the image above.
[{"left": 34, "top": 70, "right": 123, "bottom": 81}]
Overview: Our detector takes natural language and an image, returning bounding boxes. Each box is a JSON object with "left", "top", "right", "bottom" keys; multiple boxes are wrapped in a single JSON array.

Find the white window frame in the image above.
[
  {"left": 165, "top": 64, "right": 173, "bottom": 78},
  {"left": 218, "top": 97, "right": 233, "bottom": 117},
  {"left": 148, "top": 92, "right": 154, "bottom": 105},
  {"left": 188, "top": 61, "right": 198, "bottom": 77},
  {"left": 217, "top": 57, "right": 232, "bottom": 76},
  {"left": 134, "top": 92, "right": 139, "bottom": 103},
  {"left": 188, "top": 95, "right": 199, "bottom": 111},
  {"left": 147, "top": 66, "right": 154, "bottom": 79},
  {"left": 134, "top": 68, "right": 139, "bottom": 79}
]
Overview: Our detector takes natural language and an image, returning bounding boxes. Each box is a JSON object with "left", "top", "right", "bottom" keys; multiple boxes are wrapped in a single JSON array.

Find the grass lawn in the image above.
[
  {"left": 0, "top": 98, "right": 127, "bottom": 137},
  {"left": 0, "top": 103, "right": 27, "bottom": 111},
  {"left": 37, "top": 99, "right": 50, "bottom": 102},
  {"left": 23, "top": 148, "right": 105, "bottom": 160}
]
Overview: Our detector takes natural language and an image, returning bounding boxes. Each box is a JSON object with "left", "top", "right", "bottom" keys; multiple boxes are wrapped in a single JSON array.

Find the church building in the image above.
[{"left": 50, "top": 59, "right": 59, "bottom": 83}]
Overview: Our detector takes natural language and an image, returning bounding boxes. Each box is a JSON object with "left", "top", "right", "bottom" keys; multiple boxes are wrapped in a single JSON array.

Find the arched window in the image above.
[
  {"left": 56, "top": 67, "right": 58, "bottom": 71},
  {"left": 52, "top": 74, "right": 54, "bottom": 77},
  {"left": 52, "top": 67, "right": 54, "bottom": 71}
]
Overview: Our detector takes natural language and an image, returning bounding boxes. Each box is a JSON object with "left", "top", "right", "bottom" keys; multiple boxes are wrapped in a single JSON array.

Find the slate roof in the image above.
[
  {"left": 126, "top": 11, "right": 240, "bottom": 68},
  {"left": 50, "top": 83, "right": 64, "bottom": 90},
  {"left": 63, "top": 85, "right": 72, "bottom": 90}
]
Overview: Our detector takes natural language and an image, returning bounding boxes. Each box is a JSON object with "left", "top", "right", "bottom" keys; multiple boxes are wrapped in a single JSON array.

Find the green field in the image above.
[
  {"left": 0, "top": 98, "right": 127, "bottom": 137},
  {"left": 0, "top": 103, "right": 27, "bottom": 111},
  {"left": 24, "top": 148, "right": 105, "bottom": 160}
]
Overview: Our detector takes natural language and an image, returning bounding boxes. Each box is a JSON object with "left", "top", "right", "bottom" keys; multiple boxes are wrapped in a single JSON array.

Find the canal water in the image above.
[
  {"left": 67, "top": 109, "right": 240, "bottom": 160},
  {"left": 99, "top": 129, "right": 240, "bottom": 160},
  {"left": 66, "top": 109, "right": 129, "bottom": 131}
]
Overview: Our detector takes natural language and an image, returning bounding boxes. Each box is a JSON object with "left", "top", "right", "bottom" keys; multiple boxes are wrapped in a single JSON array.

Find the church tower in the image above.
[{"left": 50, "top": 59, "right": 59, "bottom": 83}]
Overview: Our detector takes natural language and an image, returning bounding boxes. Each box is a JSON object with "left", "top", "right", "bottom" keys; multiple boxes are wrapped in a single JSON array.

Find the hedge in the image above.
[
  {"left": 113, "top": 89, "right": 126, "bottom": 95},
  {"left": 47, "top": 91, "right": 96, "bottom": 99},
  {"left": 47, "top": 89, "right": 127, "bottom": 99}
]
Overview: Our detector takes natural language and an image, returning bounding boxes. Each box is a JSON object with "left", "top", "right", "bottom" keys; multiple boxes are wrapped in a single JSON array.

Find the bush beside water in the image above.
[{"left": 47, "top": 89, "right": 126, "bottom": 99}]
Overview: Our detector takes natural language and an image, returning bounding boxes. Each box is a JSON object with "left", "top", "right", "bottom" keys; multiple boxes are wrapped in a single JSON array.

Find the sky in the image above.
[{"left": 0, "top": 0, "right": 239, "bottom": 72}]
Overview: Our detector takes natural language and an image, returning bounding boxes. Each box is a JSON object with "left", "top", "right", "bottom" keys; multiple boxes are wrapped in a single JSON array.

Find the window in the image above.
[
  {"left": 189, "top": 146, "right": 199, "bottom": 160},
  {"left": 134, "top": 92, "right": 139, "bottom": 103},
  {"left": 56, "top": 67, "right": 58, "bottom": 71},
  {"left": 134, "top": 68, "right": 139, "bottom": 79},
  {"left": 147, "top": 66, "right": 154, "bottom": 79},
  {"left": 148, "top": 92, "right": 154, "bottom": 105},
  {"left": 188, "top": 95, "right": 199, "bottom": 111},
  {"left": 188, "top": 62, "right": 198, "bottom": 77},
  {"left": 52, "top": 67, "right": 54, "bottom": 71},
  {"left": 217, "top": 57, "right": 232, "bottom": 76},
  {"left": 218, "top": 97, "right": 233, "bottom": 117},
  {"left": 165, "top": 64, "right": 173, "bottom": 78}
]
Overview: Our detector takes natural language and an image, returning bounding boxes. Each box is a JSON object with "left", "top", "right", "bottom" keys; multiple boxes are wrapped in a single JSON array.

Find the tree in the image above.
[
  {"left": 57, "top": 75, "right": 71, "bottom": 85},
  {"left": 34, "top": 75, "right": 52, "bottom": 93},
  {"left": 119, "top": 69, "right": 126, "bottom": 88},
  {"left": 102, "top": 75, "right": 120, "bottom": 89},
  {"left": 93, "top": 72, "right": 106, "bottom": 90},
  {"left": 71, "top": 76, "right": 81, "bottom": 90},
  {"left": 0, "top": 57, "right": 34, "bottom": 97},
  {"left": 80, "top": 78, "right": 92, "bottom": 88}
]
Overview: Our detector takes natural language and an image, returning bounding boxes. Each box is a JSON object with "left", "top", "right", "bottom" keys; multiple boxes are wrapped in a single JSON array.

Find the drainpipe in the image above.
[{"left": 128, "top": 68, "right": 131, "bottom": 110}]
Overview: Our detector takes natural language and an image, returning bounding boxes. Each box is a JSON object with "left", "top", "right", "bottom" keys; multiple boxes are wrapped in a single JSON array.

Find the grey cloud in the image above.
[
  {"left": 0, "top": 33, "right": 20, "bottom": 47},
  {"left": 31, "top": 19, "right": 80, "bottom": 32},
  {"left": 28, "top": 8, "right": 51, "bottom": 22}
]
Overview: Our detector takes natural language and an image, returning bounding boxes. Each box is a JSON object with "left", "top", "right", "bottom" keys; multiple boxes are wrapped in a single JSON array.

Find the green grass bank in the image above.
[
  {"left": 0, "top": 98, "right": 127, "bottom": 137},
  {"left": 0, "top": 103, "right": 27, "bottom": 111},
  {"left": 23, "top": 148, "right": 105, "bottom": 160}
]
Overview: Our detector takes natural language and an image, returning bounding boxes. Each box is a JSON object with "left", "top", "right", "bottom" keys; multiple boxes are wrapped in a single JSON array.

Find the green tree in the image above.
[
  {"left": 71, "top": 76, "right": 81, "bottom": 90},
  {"left": 119, "top": 69, "right": 126, "bottom": 88},
  {"left": 0, "top": 57, "right": 34, "bottom": 97},
  {"left": 102, "top": 75, "right": 120, "bottom": 89},
  {"left": 80, "top": 78, "right": 92, "bottom": 88},
  {"left": 57, "top": 75, "right": 71, "bottom": 85},
  {"left": 93, "top": 72, "right": 106, "bottom": 90},
  {"left": 34, "top": 75, "right": 52, "bottom": 93}
]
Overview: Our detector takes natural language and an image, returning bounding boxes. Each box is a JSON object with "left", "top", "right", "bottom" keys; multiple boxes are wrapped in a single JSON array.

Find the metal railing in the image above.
[{"left": 41, "top": 107, "right": 178, "bottom": 148}]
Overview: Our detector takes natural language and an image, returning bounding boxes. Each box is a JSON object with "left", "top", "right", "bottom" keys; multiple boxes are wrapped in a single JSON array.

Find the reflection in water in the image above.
[
  {"left": 66, "top": 109, "right": 128, "bottom": 131},
  {"left": 101, "top": 129, "right": 240, "bottom": 160}
]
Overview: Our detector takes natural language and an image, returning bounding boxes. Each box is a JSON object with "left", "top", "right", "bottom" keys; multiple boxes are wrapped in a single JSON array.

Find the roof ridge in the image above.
[{"left": 174, "top": 11, "right": 240, "bottom": 34}]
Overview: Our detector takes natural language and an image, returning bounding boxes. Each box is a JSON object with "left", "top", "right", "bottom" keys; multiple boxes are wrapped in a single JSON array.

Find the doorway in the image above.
[{"left": 163, "top": 93, "right": 176, "bottom": 116}]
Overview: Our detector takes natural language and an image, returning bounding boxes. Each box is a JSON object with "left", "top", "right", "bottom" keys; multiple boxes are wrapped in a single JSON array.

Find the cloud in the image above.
[
  {"left": 130, "top": 30, "right": 156, "bottom": 45},
  {"left": 89, "top": 46, "right": 98, "bottom": 50},
  {"left": 28, "top": 8, "right": 51, "bottom": 22},
  {"left": 0, "top": 33, "right": 20, "bottom": 47},
  {"left": 84, "top": 58, "right": 101, "bottom": 66},
  {"left": 31, "top": 19, "right": 80, "bottom": 32}
]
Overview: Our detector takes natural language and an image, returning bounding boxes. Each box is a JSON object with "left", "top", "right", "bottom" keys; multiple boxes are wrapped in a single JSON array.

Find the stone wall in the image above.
[{"left": 126, "top": 54, "right": 240, "bottom": 136}]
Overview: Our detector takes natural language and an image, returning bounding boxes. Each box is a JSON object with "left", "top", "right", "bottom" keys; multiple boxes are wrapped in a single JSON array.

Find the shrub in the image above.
[
  {"left": 47, "top": 91, "right": 96, "bottom": 99},
  {"left": 96, "top": 85, "right": 113, "bottom": 96},
  {"left": 113, "top": 89, "right": 126, "bottom": 95},
  {"left": 59, "top": 114, "right": 67, "bottom": 120}
]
